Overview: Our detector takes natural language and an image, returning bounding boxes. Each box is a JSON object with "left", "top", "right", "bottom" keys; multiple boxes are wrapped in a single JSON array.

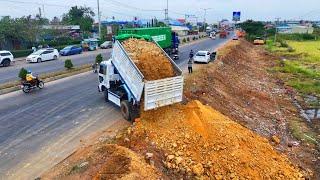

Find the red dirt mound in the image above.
[{"left": 122, "top": 38, "right": 175, "bottom": 80}]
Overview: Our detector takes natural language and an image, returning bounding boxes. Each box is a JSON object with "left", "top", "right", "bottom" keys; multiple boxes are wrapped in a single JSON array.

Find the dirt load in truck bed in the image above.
[{"left": 122, "top": 38, "right": 175, "bottom": 81}]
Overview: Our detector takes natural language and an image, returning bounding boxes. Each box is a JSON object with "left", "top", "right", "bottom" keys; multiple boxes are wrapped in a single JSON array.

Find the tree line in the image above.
[{"left": 0, "top": 6, "right": 95, "bottom": 50}]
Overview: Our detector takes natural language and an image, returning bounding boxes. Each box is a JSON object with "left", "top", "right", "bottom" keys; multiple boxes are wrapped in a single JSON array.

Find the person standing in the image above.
[
  {"left": 188, "top": 50, "right": 194, "bottom": 74},
  {"left": 188, "top": 59, "right": 193, "bottom": 74}
]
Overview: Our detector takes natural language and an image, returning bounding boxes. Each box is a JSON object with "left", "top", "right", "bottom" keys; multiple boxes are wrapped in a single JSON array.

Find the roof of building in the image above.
[{"left": 170, "top": 25, "right": 190, "bottom": 31}]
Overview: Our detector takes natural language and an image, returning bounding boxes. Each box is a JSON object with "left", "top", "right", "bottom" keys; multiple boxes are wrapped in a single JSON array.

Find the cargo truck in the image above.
[
  {"left": 98, "top": 35, "right": 183, "bottom": 121},
  {"left": 118, "top": 27, "right": 180, "bottom": 57},
  {"left": 219, "top": 31, "right": 227, "bottom": 38}
]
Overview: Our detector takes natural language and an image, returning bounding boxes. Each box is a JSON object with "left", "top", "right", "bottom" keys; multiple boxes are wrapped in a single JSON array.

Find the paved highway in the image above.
[
  {"left": 0, "top": 37, "right": 231, "bottom": 179},
  {"left": 0, "top": 49, "right": 111, "bottom": 84}
]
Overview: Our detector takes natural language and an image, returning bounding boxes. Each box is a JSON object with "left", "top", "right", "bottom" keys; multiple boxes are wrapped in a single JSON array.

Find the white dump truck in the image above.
[{"left": 98, "top": 36, "right": 183, "bottom": 121}]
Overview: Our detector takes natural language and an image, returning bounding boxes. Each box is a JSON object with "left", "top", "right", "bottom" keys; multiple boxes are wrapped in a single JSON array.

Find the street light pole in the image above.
[
  {"left": 201, "top": 8, "right": 212, "bottom": 32},
  {"left": 165, "top": 0, "right": 169, "bottom": 24},
  {"left": 97, "top": 0, "right": 101, "bottom": 39}
]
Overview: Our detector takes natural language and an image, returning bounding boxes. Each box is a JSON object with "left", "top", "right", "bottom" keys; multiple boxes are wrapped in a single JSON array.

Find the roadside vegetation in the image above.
[
  {"left": 265, "top": 32, "right": 320, "bottom": 148},
  {"left": 266, "top": 35, "right": 320, "bottom": 98}
]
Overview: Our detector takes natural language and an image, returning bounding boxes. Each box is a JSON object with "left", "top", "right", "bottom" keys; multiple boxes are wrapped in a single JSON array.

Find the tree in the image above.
[
  {"left": 62, "top": 6, "right": 95, "bottom": 32},
  {"left": 64, "top": 59, "right": 74, "bottom": 69},
  {"left": 18, "top": 68, "right": 28, "bottom": 80},
  {"left": 95, "top": 54, "right": 103, "bottom": 64},
  {"left": 239, "top": 20, "right": 265, "bottom": 37}
]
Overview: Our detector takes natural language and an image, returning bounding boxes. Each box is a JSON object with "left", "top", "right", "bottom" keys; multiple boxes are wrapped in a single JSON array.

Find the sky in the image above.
[{"left": 1, "top": 0, "right": 320, "bottom": 23}]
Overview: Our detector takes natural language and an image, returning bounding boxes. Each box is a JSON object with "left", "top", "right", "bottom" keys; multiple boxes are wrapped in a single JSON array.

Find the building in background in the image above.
[{"left": 276, "top": 23, "right": 314, "bottom": 34}]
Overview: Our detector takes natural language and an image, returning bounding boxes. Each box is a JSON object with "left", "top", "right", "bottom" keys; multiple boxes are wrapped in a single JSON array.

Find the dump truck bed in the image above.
[{"left": 111, "top": 40, "right": 183, "bottom": 111}]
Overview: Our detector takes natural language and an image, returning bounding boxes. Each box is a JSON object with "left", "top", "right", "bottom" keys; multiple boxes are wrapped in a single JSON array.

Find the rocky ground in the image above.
[{"left": 42, "top": 39, "right": 319, "bottom": 179}]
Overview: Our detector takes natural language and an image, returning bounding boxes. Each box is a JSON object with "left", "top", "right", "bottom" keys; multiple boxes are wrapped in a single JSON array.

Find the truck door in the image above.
[{"left": 99, "top": 64, "right": 108, "bottom": 91}]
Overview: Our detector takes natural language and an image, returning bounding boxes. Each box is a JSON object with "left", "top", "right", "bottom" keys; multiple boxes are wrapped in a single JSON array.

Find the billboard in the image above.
[{"left": 233, "top": 12, "right": 241, "bottom": 21}]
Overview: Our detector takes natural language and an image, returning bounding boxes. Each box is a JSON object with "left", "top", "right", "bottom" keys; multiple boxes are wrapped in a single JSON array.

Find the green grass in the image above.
[
  {"left": 267, "top": 39, "right": 320, "bottom": 97},
  {"left": 289, "top": 118, "right": 319, "bottom": 145}
]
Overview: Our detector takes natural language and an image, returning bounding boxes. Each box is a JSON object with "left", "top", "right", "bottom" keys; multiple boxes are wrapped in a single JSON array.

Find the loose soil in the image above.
[
  {"left": 184, "top": 39, "right": 319, "bottom": 178},
  {"left": 122, "top": 38, "right": 175, "bottom": 80},
  {"left": 42, "top": 39, "right": 318, "bottom": 179},
  {"left": 125, "top": 100, "right": 303, "bottom": 179}
]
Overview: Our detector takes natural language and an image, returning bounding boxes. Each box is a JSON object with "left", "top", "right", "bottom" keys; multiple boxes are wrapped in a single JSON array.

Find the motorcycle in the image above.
[{"left": 21, "top": 77, "right": 44, "bottom": 93}]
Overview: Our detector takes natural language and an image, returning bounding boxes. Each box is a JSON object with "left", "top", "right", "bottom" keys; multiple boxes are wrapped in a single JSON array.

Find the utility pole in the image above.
[
  {"left": 201, "top": 8, "right": 211, "bottom": 32},
  {"left": 42, "top": 0, "right": 45, "bottom": 18},
  {"left": 38, "top": 7, "right": 42, "bottom": 18},
  {"left": 97, "top": 0, "right": 101, "bottom": 39},
  {"left": 164, "top": 0, "right": 169, "bottom": 24}
]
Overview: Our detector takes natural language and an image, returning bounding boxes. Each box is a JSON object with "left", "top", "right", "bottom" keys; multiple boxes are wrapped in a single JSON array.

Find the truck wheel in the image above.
[
  {"left": 104, "top": 90, "right": 109, "bottom": 102},
  {"left": 120, "top": 100, "right": 131, "bottom": 121}
]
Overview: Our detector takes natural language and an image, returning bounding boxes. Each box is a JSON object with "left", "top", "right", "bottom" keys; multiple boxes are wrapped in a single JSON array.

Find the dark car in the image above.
[{"left": 60, "top": 45, "right": 83, "bottom": 56}]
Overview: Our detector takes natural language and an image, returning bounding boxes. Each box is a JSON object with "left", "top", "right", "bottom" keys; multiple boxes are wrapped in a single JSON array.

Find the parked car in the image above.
[
  {"left": 60, "top": 45, "right": 82, "bottom": 56},
  {"left": 0, "top": 50, "right": 14, "bottom": 67},
  {"left": 100, "top": 41, "right": 113, "bottom": 49},
  {"left": 194, "top": 51, "right": 211, "bottom": 64},
  {"left": 26, "top": 48, "right": 59, "bottom": 63}
]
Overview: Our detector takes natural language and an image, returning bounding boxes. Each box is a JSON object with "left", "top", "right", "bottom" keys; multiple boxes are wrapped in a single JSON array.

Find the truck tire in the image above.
[
  {"left": 120, "top": 100, "right": 140, "bottom": 122},
  {"left": 120, "top": 100, "right": 131, "bottom": 121},
  {"left": 104, "top": 90, "right": 109, "bottom": 102}
]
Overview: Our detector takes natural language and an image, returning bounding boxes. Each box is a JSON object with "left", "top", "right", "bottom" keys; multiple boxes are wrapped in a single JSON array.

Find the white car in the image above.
[
  {"left": 0, "top": 50, "right": 14, "bottom": 67},
  {"left": 26, "top": 48, "right": 59, "bottom": 63},
  {"left": 194, "top": 51, "right": 211, "bottom": 63}
]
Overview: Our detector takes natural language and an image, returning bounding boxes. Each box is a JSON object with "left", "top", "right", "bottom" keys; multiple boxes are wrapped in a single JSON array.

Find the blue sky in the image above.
[{"left": 1, "top": 0, "right": 320, "bottom": 22}]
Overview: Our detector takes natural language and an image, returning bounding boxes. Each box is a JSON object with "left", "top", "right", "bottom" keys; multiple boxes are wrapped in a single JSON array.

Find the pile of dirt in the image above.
[
  {"left": 42, "top": 144, "right": 160, "bottom": 180},
  {"left": 125, "top": 100, "right": 303, "bottom": 179},
  {"left": 184, "top": 39, "right": 319, "bottom": 178},
  {"left": 122, "top": 38, "right": 175, "bottom": 80}
]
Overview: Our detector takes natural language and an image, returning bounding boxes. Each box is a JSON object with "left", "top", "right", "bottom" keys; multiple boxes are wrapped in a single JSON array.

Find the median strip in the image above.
[{"left": 0, "top": 64, "right": 92, "bottom": 95}]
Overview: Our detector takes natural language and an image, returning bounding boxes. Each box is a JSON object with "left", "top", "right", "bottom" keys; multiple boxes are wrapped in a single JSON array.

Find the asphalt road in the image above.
[
  {"left": 0, "top": 49, "right": 112, "bottom": 84},
  {"left": 0, "top": 36, "right": 231, "bottom": 179}
]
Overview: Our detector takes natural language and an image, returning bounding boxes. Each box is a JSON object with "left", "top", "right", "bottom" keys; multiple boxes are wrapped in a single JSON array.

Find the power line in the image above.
[
  {"left": 0, "top": 0, "right": 69, "bottom": 8},
  {"left": 107, "top": 0, "right": 162, "bottom": 12}
]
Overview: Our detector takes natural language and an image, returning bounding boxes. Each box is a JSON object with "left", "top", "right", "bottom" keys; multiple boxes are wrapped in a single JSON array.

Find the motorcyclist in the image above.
[{"left": 26, "top": 70, "right": 38, "bottom": 85}]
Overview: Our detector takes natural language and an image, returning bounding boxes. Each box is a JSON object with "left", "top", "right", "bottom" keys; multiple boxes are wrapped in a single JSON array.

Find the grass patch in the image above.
[
  {"left": 289, "top": 118, "right": 318, "bottom": 145},
  {"left": 0, "top": 64, "right": 92, "bottom": 94},
  {"left": 267, "top": 39, "right": 320, "bottom": 97}
]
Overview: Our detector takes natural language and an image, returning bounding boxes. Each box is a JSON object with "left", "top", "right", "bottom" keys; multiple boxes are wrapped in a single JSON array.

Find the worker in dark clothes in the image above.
[
  {"left": 188, "top": 59, "right": 193, "bottom": 74},
  {"left": 188, "top": 50, "right": 194, "bottom": 74}
]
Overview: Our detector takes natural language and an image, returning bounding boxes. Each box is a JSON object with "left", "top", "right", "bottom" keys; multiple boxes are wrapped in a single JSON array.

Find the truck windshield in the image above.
[{"left": 99, "top": 64, "right": 106, "bottom": 75}]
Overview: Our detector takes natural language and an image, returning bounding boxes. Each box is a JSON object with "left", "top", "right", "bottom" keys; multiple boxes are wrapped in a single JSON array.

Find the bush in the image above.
[
  {"left": 279, "top": 40, "right": 289, "bottom": 48},
  {"left": 277, "top": 33, "right": 317, "bottom": 41},
  {"left": 182, "top": 38, "right": 186, "bottom": 43},
  {"left": 192, "top": 36, "right": 196, "bottom": 41},
  {"left": 64, "top": 59, "right": 74, "bottom": 69},
  {"left": 18, "top": 68, "right": 28, "bottom": 80},
  {"left": 95, "top": 54, "right": 103, "bottom": 64},
  {"left": 288, "top": 47, "right": 295, "bottom": 52},
  {"left": 12, "top": 49, "right": 33, "bottom": 58},
  {"left": 187, "top": 37, "right": 190, "bottom": 42}
]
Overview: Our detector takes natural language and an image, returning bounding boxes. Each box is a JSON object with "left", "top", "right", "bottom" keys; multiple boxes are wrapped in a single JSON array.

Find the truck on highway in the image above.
[
  {"left": 219, "top": 31, "right": 227, "bottom": 38},
  {"left": 98, "top": 35, "right": 183, "bottom": 121},
  {"left": 118, "top": 27, "right": 180, "bottom": 57}
]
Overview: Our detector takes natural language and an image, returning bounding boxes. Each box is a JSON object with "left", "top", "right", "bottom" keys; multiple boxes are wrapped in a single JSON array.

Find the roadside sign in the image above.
[{"left": 233, "top": 12, "right": 241, "bottom": 21}]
